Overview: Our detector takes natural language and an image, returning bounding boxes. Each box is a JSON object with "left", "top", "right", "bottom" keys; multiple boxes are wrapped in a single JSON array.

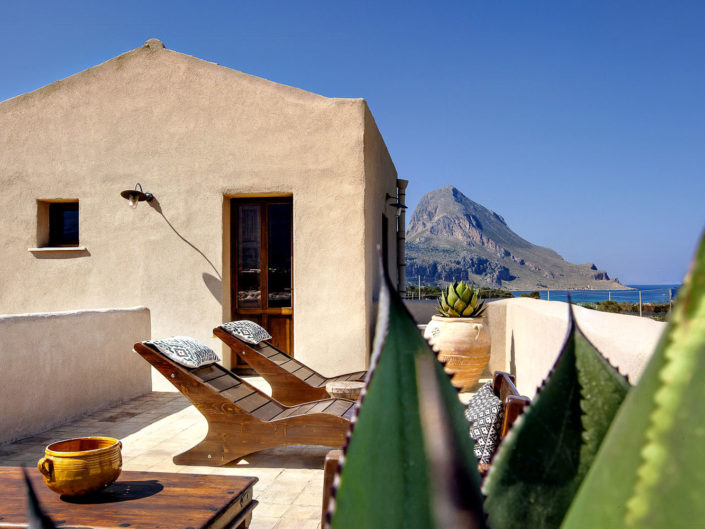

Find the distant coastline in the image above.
[{"left": 510, "top": 284, "right": 680, "bottom": 304}]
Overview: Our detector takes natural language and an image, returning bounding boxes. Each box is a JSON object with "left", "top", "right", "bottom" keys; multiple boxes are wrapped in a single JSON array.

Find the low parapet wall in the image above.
[
  {"left": 0, "top": 307, "right": 151, "bottom": 444},
  {"left": 485, "top": 298, "right": 666, "bottom": 398}
]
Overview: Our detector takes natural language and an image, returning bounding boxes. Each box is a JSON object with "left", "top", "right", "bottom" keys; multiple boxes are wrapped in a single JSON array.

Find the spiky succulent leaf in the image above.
[
  {"left": 467, "top": 302, "right": 485, "bottom": 318},
  {"left": 416, "top": 354, "right": 488, "bottom": 528},
  {"left": 23, "top": 470, "right": 56, "bottom": 529},
  {"left": 561, "top": 233, "right": 705, "bottom": 529},
  {"left": 331, "top": 262, "right": 486, "bottom": 529},
  {"left": 446, "top": 287, "right": 459, "bottom": 308},
  {"left": 483, "top": 308, "right": 630, "bottom": 529}
]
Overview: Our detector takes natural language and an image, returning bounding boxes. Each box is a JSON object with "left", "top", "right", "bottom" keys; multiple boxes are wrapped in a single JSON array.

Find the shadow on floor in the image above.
[{"left": 226, "top": 445, "right": 332, "bottom": 469}]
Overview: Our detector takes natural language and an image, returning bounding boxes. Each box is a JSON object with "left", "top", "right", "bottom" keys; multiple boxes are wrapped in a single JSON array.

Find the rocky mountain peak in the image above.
[{"left": 405, "top": 186, "right": 624, "bottom": 290}]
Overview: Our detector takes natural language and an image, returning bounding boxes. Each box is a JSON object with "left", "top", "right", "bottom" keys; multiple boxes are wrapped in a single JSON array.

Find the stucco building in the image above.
[{"left": 0, "top": 38, "right": 405, "bottom": 375}]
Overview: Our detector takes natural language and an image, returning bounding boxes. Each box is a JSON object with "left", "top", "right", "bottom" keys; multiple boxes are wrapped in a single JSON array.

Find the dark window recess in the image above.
[
  {"left": 382, "top": 214, "right": 389, "bottom": 271},
  {"left": 49, "top": 203, "right": 79, "bottom": 246}
]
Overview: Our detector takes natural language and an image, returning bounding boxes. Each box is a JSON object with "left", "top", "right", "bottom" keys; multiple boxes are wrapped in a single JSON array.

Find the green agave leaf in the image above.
[
  {"left": 23, "top": 469, "right": 57, "bottom": 529},
  {"left": 471, "top": 290, "right": 479, "bottom": 310},
  {"left": 453, "top": 281, "right": 468, "bottom": 298},
  {"left": 416, "top": 351, "right": 488, "bottom": 528},
  {"left": 561, "top": 233, "right": 705, "bottom": 529},
  {"left": 454, "top": 299, "right": 468, "bottom": 314},
  {"left": 447, "top": 287, "right": 459, "bottom": 307},
  {"left": 330, "top": 264, "right": 485, "bottom": 529},
  {"left": 484, "top": 308, "right": 630, "bottom": 529},
  {"left": 440, "top": 298, "right": 450, "bottom": 312}
]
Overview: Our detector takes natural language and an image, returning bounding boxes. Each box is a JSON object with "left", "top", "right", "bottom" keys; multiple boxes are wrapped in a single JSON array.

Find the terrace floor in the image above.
[
  {"left": 0, "top": 377, "right": 481, "bottom": 529},
  {"left": 0, "top": 379, "right": 331, "bottom": 529}
]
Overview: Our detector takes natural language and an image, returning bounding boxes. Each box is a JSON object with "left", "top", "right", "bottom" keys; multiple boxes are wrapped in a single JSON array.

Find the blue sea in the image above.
[{"left": 511, "top": 284, "right": 681, "bottom": 304}]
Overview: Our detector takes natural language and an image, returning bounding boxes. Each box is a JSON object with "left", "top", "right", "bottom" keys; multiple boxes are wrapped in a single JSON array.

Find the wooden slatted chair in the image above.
[
  {"left": 214, "top": 325, "right": 367, "bottom": 406},
  {"left": 134, "top": 342, "right": 355, "bottom": 466}
]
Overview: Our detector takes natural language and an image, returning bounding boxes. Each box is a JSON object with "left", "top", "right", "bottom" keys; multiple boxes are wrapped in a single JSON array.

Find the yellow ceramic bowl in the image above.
[{"left": 37, "top": 437, "right": 122, "bottom": 496}]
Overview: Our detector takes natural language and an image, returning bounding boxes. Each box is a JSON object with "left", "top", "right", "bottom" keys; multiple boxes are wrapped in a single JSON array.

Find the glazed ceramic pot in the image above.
[
  {"left": 424, "top": 315, "right": 491, "bottom": 391},
  {"left": 37, "top": 437, "right": 122, "bottom": 496}
]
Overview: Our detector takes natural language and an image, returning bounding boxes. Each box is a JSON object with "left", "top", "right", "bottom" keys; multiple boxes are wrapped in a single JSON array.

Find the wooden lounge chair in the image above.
[
  {"left": 214, "top": 324, "right": 367, "bottom": 406},
  {"left": 134, "top": 342, "right": 355, "bottom": 466}
]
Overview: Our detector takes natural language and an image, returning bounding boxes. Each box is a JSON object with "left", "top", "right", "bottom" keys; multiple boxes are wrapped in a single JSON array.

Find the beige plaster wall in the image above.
[
  {"left": 486, "top": 298, "right": 666, "bottom": 397},
  {"left": 0, "top": 40, "right": 397, "bottom": 375},
  {"left": 363, "top": 104, "right": 400, "bottom": 365},
  {"left": 0, "top": 308, "right": 151, "bottom": 445}
]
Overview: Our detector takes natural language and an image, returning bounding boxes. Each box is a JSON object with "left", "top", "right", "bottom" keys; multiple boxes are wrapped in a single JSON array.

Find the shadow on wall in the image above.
[
  {"left": 510, "top": 332, "right": 516, "bottom": 377},
  {"left": 147, "top": 198, "right": 222, "bottom": 305},
  {"left": 203, "top": 273, "right": 222, "bottom": 304}
]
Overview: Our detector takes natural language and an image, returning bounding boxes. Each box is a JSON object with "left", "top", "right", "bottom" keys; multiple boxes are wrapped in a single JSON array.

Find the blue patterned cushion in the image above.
[
  {"left": 147, "top": 336, "right": 220, "bottom": 368},
  {"left": 220, "top": 320, "right": 272, "bottom": 345},
  {"left": 465, "top": 381, "right": 504, "bottom": 464}
]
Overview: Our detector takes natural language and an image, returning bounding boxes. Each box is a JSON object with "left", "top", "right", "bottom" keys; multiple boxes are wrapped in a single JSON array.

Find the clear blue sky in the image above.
[{"left": 2, "top": 1, "right": 703, "bottom": 284}]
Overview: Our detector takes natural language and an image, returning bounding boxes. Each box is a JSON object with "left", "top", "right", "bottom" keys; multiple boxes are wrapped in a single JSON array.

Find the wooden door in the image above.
[{"left": 231, "top": 198, "right": 293, "bottom": 369}]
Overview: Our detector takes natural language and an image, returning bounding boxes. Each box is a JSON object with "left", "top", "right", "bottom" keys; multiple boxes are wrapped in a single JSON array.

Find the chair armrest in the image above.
[
  {"left": 501, "top": 395, "right": 531, "bottom": 439},
  {"left": 492, "top": 371, "right": 530, "bottom": 439}
]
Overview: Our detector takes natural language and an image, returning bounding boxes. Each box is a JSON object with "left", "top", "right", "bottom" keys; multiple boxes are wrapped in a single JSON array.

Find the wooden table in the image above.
[{"left": 0, "top": 468, "right": 257, "bottom": 529}]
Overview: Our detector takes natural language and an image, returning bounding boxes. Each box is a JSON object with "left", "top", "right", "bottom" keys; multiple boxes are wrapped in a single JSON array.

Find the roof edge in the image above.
[{"left": 0, "top": 38, "right": 367, "bottom": 108}]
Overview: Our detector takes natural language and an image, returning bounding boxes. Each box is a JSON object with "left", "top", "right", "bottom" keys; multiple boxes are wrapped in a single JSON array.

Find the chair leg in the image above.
[
  {"left": 173, "top": 429, "right": 231, "bottom": 466},
  {"left": 173, "top": 424, "right": 285, "bottom": 466},
  {"left": 173, "top": 427, "right": 264, "bottom": 466}
]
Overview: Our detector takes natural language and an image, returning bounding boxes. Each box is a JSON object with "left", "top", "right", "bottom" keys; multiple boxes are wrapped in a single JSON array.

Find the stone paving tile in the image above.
[
  {"left": 295, "top": 490, "right": 324, "bottom": 507},
  {"left": 250, "top": 516, "right": 280, "bottom": 529},
  {"left": 255, "top": 502, "right": 292, "bottom": 518}
]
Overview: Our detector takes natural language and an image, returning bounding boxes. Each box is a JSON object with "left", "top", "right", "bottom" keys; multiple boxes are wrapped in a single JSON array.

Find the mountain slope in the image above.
[{"left": 406, "top": 186, "right": 627, "bottom": 290}]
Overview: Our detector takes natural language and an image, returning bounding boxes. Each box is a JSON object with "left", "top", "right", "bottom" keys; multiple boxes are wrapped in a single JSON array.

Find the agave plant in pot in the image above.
[{"left": 423, "top": 281, "right": 490, "bottom": 391}]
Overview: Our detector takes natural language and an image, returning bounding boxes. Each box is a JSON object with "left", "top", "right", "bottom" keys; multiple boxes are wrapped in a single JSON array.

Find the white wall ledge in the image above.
[
  {"left": 28, "top": 246, "right": 88, "bottom": 252},
  {"left": 485, "top": 298, "right": 666, "bottom": 397}
]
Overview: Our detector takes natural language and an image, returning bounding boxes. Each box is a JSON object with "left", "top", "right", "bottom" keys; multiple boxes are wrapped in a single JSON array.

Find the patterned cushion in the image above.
[
  {"left": 220, "top": 320, "right": 272, "bottom": 345},
  {"left": 465, "top": 381, "right": 504, "bottom": 464},
  {"left": 147, "top": 336, "right": 220, "bottom": 369}
]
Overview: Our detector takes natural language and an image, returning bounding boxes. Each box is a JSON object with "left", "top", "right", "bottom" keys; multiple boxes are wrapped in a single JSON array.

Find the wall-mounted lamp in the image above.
[
  {"left": 120, "top": 183, "right": 154, "bottom": 209},
  {"left": 385, "top": 192, "right": 408, "bottom": 211}
]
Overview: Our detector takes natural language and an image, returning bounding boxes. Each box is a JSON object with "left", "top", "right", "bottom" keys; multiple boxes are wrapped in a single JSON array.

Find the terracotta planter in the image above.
[{"left": 424, "top": 315, "right": 491, "bottom": 391}]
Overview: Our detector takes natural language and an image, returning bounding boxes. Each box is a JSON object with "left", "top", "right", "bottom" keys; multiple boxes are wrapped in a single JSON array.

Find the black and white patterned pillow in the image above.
[
  {"left": 147, "top": 336, "right": 220, "bottom": 368},
  {"left": 465, "top": 381, "right": 504, "bottom": 464},
  {"left": 220, "top": 320, "right": 272, "bottom": 345}
]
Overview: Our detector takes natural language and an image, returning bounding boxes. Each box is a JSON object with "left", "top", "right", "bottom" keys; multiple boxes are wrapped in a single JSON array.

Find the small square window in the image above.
[
  {"left": 37, "top": 200, "right": 79, "bottom": 248},
  {"left": 49, "top": 203, "right": 79, "bottom": 246}
]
